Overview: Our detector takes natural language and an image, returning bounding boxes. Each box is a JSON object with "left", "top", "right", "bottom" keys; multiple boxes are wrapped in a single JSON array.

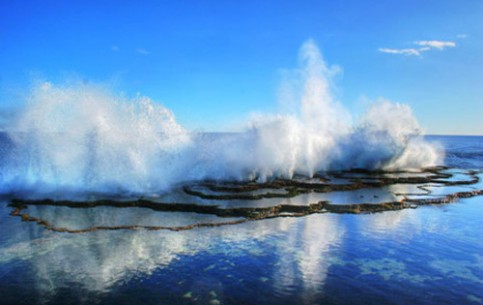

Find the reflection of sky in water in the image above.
[
  {"left": 387, "top": 183, "right": 430, "bottom": 195},
  {"left": 0, "top": 194, "right": 482, "bottom": 304},
  {"left": 155, "top": 185, "right": 403, "bottom": 208},
  {"left": 423, "top": 185, "right": 477, "bottom": 196},
  {"left": 24, "top": 206, "right": 244, "bottom": 230}
]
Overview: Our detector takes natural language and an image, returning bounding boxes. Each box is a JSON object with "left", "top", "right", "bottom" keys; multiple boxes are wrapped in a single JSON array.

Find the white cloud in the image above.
[
  {"left": 414, "top": 40, "right": 456, "bottom": 50},
  {"left": 137, "top": 48, "right": 150, "bottom": 55},
  {"left": 378, "top": 48, "right": 422, "bottom": 56},
  {"left": 379, "top": 39, "right": 457, "bottom": 56},
  {"left": 457, "top": 34, "right": 468, "bottom": 39}
]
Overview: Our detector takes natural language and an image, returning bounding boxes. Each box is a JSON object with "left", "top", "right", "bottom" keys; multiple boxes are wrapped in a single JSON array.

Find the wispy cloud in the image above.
[
  {"left": 378, "top": 48, "right": 422, "bottom": 56},
  {"left": 136, "top": 48, "right": 150, "bottom": 55},
  {"left": 379, "top": 40, "right": 456, "bottom": 56},
  {"left": 414, "top": 40, "right": 456, "bottom": 50},
  {"left": 457, "top": 34, "right": 468, "bottom": 39},
  {"left": 111, "top": 45, "right": 119, "bottom": 51}
]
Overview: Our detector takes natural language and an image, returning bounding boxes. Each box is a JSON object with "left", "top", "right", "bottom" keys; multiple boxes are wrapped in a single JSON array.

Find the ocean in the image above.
[{"left": 0, "top": 134, "right": 481, "bottom": 305}]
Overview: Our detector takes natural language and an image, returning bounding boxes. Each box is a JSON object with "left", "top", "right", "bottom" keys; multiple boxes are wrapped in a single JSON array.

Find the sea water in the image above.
[{"left": 0, "top": 135, "right": 481, "bottom": 305}]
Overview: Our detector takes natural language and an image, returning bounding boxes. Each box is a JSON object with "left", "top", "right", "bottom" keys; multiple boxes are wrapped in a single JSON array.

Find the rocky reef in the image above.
[{"left": 6, "top": 166, "right": 483, "bottom": 233}]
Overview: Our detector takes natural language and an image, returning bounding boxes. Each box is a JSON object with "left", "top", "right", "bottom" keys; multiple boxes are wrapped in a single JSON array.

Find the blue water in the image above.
[
  {"left": 0, "top": 135, "right": 482, "bottom": 305},
  {"left": 427, "top": 135, "right": 483, "bottom": 169}
]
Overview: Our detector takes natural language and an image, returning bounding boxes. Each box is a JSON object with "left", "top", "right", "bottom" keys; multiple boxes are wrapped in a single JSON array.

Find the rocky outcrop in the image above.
[{"left": 7, "top": 167, "right": 482, "bottom": 233}]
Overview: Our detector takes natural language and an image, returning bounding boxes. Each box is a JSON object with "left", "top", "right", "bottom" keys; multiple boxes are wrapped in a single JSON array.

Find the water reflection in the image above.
[
  {"left": 0, "top": 201, "right": 346, "bottom": 303},
  {"left": 0, "top": 177, "right": 482, "bottom": 304},
  {"left": 25, "top": 205, "right": 244, "bottom": 230},
  {"left": 1, "top": 229, "right": 189, "bottom": 296},
  {"left": 271, "top": 214, "right": 344, "bottom": 304}
]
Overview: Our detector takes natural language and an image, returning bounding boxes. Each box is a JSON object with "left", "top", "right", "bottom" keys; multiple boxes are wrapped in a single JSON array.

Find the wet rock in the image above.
[{"left": 6, "top": 167, "right": 482, "bottom": 233}]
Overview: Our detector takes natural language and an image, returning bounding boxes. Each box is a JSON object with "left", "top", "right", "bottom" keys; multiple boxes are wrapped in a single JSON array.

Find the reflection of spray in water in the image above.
[{"left": 0, "top": 40, "right": 442, "bottom": 197}]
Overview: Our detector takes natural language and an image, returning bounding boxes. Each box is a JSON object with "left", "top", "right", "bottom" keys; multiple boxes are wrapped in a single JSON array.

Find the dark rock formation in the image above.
[{"left": 6, "top": 167, "right": 482, "bottom": 233}]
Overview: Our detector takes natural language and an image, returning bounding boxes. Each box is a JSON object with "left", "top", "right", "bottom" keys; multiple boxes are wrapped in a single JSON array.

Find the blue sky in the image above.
[{"left": 0, "top": 0, "right": 482, "bottom": 134}]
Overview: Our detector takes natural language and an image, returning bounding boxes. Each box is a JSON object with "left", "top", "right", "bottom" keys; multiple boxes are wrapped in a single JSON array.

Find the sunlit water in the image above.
[{"left": 0, "top": 135, "right": 482, "bottom": 305}]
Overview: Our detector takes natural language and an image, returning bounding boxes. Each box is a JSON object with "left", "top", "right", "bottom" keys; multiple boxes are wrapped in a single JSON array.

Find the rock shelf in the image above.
[{"left": 6, "top": 167, "right": 482, "bottom": 233}]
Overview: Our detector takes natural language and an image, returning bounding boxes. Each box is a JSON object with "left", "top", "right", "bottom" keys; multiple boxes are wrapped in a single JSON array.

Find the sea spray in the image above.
[
  {"left": 1, "top": 82, "right": 191, "bottom": 196},
  {"left": 344, "top": 99, "right": 442, "bottom": 170},
  {"left": 244, "top": 40, "right": 440, "bottom": 177},
  {"left": 0, "top": 40, "right": 442, "bottom": 197},
  {"left": 247, "top": 39, "right": 351, "bottom": 179}
]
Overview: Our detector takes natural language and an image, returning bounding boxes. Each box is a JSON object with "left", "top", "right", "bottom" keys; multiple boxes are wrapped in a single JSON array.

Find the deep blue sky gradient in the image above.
[{"left": 1, "top": 0, "right": 482, "bottom": 134}]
